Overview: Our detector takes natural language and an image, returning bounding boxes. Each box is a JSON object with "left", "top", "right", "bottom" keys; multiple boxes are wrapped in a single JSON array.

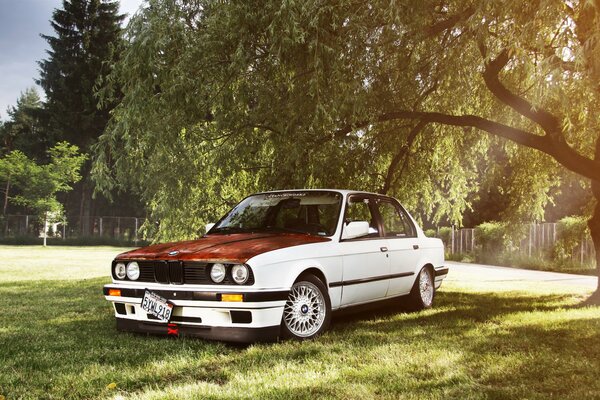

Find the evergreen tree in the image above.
[
  {"left": 1, "top": 88, "right": 50, "bottom": 160},
  {"left": 39, "top": 0, "right": 123, "bottom": 150},
  {"left": 38, "top": 0, "right": 128, "bottom": 231}
]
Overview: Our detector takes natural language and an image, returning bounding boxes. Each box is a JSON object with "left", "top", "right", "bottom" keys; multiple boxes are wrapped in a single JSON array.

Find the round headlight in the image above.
[
  {"left": 114, "top": 262, "right": 126, "bottom": 279},
  {"left": 126, "top": 261, "right": 140, "bottom": 280},
  {"left": 210, "top": 263, "right": 226, "bottom": 283},
  {"left": 231, "top": 264, "right": 249, "bottom": 284}
]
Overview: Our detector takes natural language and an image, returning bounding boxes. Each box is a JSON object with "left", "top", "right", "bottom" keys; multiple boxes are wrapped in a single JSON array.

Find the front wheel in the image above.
[
  {"left": 281, "top": 275, "right": 331, "bottom": 340},
  {"left": 405, "top": 266, "right": 435, "bottom": 311}
]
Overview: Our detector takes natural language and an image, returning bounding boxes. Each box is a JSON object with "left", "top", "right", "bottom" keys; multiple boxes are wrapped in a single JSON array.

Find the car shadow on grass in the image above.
[{"left": 330, "top": 289, "right": 574, "bottom": 333}]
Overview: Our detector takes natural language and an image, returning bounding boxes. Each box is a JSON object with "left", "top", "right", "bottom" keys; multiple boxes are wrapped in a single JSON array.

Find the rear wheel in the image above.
[
  {"left": 281, "top": 275, "right": 331, "bottom": 340},
  {"left": 405, "top": 266, "right": 435, "bottom": 311}
]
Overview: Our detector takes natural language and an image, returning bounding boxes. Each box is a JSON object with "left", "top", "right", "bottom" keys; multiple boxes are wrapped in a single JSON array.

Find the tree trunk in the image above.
[
  {"left": 3, "top": 176, "right": 10, "bottom": 236},
  {"left": 43, "top": 212, "right": 48, "bottom": 247},
  {"left": 3, "top": 177, "right": 9, "bottom": 215},
  {"left": 588, "top": 136, "right": 600, "bottom": 298}
]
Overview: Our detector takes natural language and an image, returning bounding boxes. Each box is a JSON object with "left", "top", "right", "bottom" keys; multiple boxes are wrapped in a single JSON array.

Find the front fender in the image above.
[{"left": 248, "top": 256, "right": 343, "bottom": 309}]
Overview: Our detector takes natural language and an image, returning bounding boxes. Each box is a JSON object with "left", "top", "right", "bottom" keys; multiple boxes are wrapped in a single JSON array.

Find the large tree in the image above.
[
  {"left": 38, "top": 0, "right": 125, "bottom": 231},
  {"left": 95, "top": 0, "right": 488, "bottom": 239},
  {"left": 95, "top": 0, "right": 600, "bottom": 295}
]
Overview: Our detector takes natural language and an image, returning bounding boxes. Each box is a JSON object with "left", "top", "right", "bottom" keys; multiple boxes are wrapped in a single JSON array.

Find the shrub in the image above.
[
  {"left": 424, "top": 228, "right": 437, "bottom": 238},
  {"left": 552, "top": 216, "right": 589, "bottom": 263},
  {"left": 437, "top": 227, "right": 452, "bottom": 246}
]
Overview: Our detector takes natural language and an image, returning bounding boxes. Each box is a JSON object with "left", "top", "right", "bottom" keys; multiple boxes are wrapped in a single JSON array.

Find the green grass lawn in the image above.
[{"left": 1, "top": 246, "right": 599, "bottom": 399}]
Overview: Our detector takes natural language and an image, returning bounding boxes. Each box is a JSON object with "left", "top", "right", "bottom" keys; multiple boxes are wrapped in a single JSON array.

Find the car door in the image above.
[
  {"left": 376, "top": 198, "right": 421, "bottom": 297},
  {"left": 339, "top": 195, "right": 391, "bottom": 306}
]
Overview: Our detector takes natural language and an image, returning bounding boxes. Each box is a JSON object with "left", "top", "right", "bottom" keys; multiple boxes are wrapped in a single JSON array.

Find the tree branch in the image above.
[
  {"left": 379, "top": 121, "right": 427, "bottom": 194},
  {"left": 335, "top": 110, "right": 600, "bottom": 182},
  {"left": 426, "top": 6, "right": 475, "bottom": 37},
  {"left": 482, "top": 49, "right": 562, "bottom": 135}
]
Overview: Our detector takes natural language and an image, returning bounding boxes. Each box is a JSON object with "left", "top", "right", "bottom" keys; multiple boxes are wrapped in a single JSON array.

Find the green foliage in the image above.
[
  {"left": 475, "top": 222, "right": 512, "bottom": 256},
  {"left": 91, "top": 0, "right": 600, "bottom": 242},
  {"left": 553, "top": 216, "right": 590, "bottom": 263},
  {"left": 436, "top": 226, "right": 453, "bottom": 245},
  {"left": 0, "top": 142, "right": 87, "bottom": 220},
  {"left": 424, "top": 228, "right": 436, "bottom": 238},
  {"left": 93, "top": 0, "right": 491, "bottom": 241},
  {"left": 0, "top": 88, "right": 50, "bottom": 159}
]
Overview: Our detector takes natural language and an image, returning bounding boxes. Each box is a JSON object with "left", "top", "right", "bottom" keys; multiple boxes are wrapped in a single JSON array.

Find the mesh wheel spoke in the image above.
[{"left": 283, "top": 281, "right": 327, "bottom": 338}]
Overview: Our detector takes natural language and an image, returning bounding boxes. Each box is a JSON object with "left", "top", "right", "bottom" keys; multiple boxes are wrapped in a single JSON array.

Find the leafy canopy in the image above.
[{"left": 95, "top": 0, "right": 600, "bottom": 241}]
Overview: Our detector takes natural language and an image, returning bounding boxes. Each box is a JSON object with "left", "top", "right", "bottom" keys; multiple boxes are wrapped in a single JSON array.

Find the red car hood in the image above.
[{"left": 116, "top": 233, "right": 331, "bottom": 264}]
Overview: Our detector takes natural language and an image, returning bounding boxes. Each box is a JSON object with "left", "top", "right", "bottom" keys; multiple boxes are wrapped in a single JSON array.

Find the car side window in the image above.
[
  {"left": 377, "top": 200, "right": 416, "bottom": 238},
  {"left": 345, "top": 197, "right": 379, "bottom": 237}
]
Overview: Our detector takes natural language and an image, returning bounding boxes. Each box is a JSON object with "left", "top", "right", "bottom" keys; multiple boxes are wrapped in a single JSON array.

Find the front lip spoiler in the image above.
[
  {"left": 103, "top": 286, "right": 289, "bottom": 302},
  {"left": 116, "top": 318, "right": 281, "bottom": 343}
]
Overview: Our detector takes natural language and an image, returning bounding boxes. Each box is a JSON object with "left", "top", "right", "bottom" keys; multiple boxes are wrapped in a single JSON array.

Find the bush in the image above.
[
  {"left": 437, "top": 227, "right": 452, "bottom": 246},
  {"left": 552, "top": 216, "right": 589, "bottom": 263},
  {"left": 424, "top": 228, "right": 437, "bottom": 238},
  {"left": 475, "top": 222, "right": 507, "bottom": 254}
]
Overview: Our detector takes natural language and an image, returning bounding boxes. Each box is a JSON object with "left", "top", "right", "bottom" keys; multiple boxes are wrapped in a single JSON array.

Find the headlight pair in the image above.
[
  {"left": 114, "top": 261, "right": 140, "bottom": 281},
  {"left": 210, "top": 263, "right": 249, "bottom": 284}
]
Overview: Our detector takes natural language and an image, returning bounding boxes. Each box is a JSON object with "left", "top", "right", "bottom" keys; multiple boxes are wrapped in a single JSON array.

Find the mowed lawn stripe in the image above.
[{"left": 0, "top": 246, "right": 599, "bottom": 399}]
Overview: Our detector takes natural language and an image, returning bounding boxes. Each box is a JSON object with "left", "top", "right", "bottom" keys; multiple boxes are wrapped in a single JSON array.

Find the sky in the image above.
[{"left": 0, "top": 0, "right": 144, "bottom": 119}]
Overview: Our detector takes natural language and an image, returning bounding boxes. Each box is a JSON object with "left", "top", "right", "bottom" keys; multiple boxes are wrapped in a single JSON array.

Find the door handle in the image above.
[
  {"left": 380, "top": 247, "right": 388, "bottom": 252},
  {"left": 413, "top": 244, "right": 419, "bottom": 250}
]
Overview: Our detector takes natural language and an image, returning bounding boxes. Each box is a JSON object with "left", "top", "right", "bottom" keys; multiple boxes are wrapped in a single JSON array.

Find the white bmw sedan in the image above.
[{"left": 103, "top": 189, "right": 448, "bottom": 342}]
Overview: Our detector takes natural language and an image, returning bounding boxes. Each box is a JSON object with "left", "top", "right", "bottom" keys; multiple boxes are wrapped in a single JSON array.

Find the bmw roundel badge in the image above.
[{"left": 168, "top": 250, "right": 179, "bottom": 256}]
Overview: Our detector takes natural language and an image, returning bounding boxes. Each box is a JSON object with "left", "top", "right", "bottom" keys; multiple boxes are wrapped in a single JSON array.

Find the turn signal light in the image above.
[
  {"left": 108, "top": 289, "right": 122, "bottom": 297},
  {"left": 221, "top": 293, "right": 243, "bottom": 302}
]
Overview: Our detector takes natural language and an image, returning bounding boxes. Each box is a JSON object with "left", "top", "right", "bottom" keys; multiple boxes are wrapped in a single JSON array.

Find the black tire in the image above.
[
  {"left": 281, "top": 274, "right": 332, "bottom": 340},
  {"left": 404, "top": 266, "right": 435, "bottom": 311}
]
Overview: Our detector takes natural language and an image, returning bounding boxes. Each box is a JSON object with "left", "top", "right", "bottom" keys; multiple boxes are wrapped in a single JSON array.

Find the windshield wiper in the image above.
[
  {"left": 209, "top": 226, "right": 249, "bottom": 234},
  {"left": 258, "top": 226, "right": 313, "bottom": 235}
]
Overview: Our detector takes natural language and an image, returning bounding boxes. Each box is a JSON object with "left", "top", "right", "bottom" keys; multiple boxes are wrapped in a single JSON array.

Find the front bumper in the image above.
[
  {"left": 103, "top": 285, "right": 288, "bottom": 343},
  {"left": 433, "top": 266, "right": 449, "bottom": 289}
]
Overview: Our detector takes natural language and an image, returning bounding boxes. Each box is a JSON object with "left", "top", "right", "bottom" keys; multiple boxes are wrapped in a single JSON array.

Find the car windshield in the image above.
[{"left": 211, "top": 191, "right": 342, "bottom": 236}]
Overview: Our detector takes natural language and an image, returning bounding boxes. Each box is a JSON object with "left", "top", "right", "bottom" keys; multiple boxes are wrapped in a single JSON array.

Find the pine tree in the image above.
[
  {"left": 38, "top": 0, "right": 124, "bottom": 151},
  {"left": 2, "top": 88, "right": 50, "bottom": 160},
  {"left": 37, "top": 0, "right": 125, "bottom": 232}
]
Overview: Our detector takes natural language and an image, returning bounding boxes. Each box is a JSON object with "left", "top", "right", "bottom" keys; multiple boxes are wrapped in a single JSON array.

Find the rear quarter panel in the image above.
[{"left": 416, "top": 236, "right": 445, "bottom": 271}]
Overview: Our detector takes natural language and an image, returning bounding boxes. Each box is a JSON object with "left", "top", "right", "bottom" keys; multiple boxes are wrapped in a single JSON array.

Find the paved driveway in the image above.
[{"left": 446, "top": 261, "right": 597, "bottom": 289}]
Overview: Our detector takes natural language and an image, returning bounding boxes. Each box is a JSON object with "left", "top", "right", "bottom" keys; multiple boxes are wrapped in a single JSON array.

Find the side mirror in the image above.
[
  {"left": 205, "top": 223, "right": 215, "bottom": 233},
  {"left": 341, "top": 221, "right": 370, "bottom": 240}
]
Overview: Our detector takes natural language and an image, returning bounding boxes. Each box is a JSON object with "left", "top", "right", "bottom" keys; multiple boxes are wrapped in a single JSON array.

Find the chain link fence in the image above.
[{"left": 0, "top": 215, "right": 147, "bottom": 244}]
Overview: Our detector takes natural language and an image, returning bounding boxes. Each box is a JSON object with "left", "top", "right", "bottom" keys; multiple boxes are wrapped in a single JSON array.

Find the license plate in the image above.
[{"left": 141, "top": 290, "right": 173, "bottom": 323}]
